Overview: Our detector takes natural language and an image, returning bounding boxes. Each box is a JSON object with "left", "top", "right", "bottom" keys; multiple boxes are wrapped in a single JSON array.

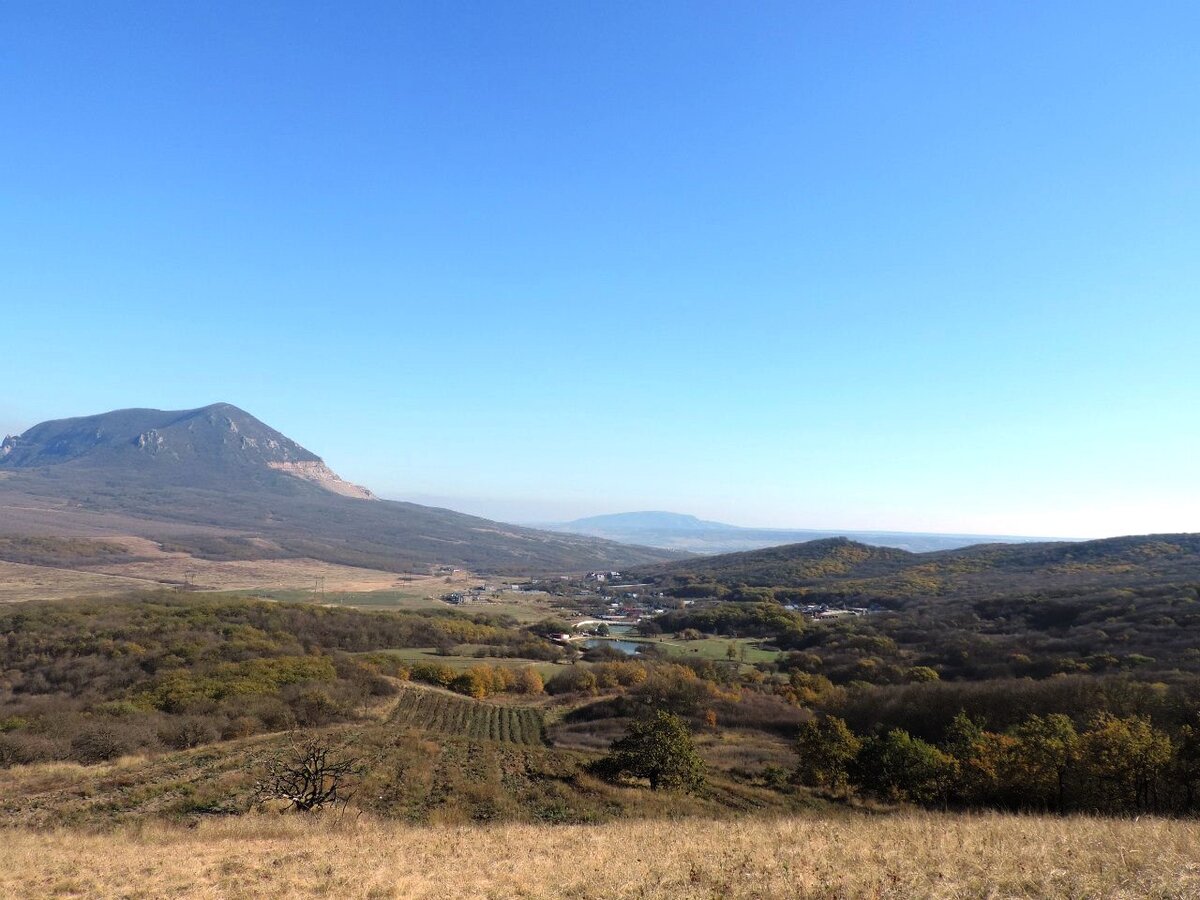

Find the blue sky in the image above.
[{"left": 2, "top": 1, "right": 1198, "bottom": 537}]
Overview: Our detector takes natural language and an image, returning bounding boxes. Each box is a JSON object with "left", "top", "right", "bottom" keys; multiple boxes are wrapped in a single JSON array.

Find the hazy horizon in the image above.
[
  {"left": 390, "top": 492, "right": 1082, "bottom": 541},
  {"left": 0, "top": 401, "right": 1184, "bottom": 540},
  {"left": 4, "top": 3, "right": 1198, "bottom": 540}
]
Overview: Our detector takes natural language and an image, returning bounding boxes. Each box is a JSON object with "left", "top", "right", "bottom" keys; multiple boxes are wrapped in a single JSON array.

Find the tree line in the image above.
[{"left": 796, "top": 710, "right": 1200, "bottom": 815}]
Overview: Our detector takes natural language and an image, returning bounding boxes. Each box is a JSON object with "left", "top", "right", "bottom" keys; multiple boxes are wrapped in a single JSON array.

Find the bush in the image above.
[
  {"left": 0, "top": 732, "right": 61, "bottom": 766},
  {"left": 288, "top": 687, "right": 341, "bottom": 727},
  {"left": 71, "top": 724, "right": 132, "bottom": 764},
  {"left": 159, "top": 717, "right": 220, "bottom": 750},
  {"left": 546, "top": 667, "right": 599, "bottom": 696}
]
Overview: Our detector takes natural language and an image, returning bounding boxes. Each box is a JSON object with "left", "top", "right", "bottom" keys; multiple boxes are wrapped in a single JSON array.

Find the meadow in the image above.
[{"left": 2, "top": 810, "right": 1197, "bottom": 899}]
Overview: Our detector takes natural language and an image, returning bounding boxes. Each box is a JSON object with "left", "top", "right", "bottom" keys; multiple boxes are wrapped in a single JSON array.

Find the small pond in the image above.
[{"left": 581, "top": 638, "right": 643, "bottom": 655}]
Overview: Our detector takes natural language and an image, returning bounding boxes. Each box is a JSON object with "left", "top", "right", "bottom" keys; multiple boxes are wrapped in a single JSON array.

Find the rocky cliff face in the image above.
[{"left": 267, "top": 460, "right": 375, "bottom": 500}]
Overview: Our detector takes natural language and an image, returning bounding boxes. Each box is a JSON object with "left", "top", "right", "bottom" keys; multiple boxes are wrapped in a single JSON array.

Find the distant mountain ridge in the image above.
[
  {"left": 0, "top": 404, "right": 680, "bottom": 573},
  {"left": 562, "top": 512, "right": 733, "bottom": 532},
  {"left": 544, "top": 510, "right": 1054, "bottom": 554},
  {"left": 633, "top": 532, "right": 1200, "bottom": 602}
]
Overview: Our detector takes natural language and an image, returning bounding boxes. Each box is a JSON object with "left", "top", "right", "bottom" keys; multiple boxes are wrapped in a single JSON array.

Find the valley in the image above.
[{"left": 3, "top": 404, "right": 1200, "bottom": 897}]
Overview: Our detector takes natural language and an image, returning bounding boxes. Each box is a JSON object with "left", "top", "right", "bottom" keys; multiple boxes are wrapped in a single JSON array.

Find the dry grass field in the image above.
[
  {"left": 0, "top": 534, "right": 570, "bottom": 620},
  {"left": 2, "top": 810, "right": 1198, "bottom": 899},
  {"left": 0, "top": 559, "right": 153, "bottom": 603},
  {"left": 0, "top": 554, "right": 446, "bottom": 604}
]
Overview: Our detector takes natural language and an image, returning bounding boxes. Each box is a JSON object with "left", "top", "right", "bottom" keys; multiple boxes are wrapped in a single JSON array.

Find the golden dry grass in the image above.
[
  {"left": 0, "top": 560, "right": 152, "bottom": 603},
  {"left": 0, "top": 550, "right": 482, "bottom": 602},
  {"left": 80, "top": 555, "right": 440, "bottom": 593},
  {"left": 2, "top": 811, "right": 1199, "bottom": 899}
]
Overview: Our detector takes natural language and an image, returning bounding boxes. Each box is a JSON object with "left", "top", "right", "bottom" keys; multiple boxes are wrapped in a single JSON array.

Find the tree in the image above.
[
  {"left": 256, "top": 740, "right": 361, "bottom": 812},
  {"left": 1173, "top": 722, "right": 1200, "bottom": 810},
  {"left": 941, "top": 712, "right": 1013, "bottom": 806},
  {"left": 1009, "top": 713, "right": 1078, "bottom": 811},
  {"left": 793, "top": 716, "right": 861, "bottom": 790},
  {"left": 1077, "top": 714, "right": 1172, "bottom": 813},
  {"left": 593, "top": 710, "right": 706, "bottom": 791},
  {"left": 851, "top": 729, "right": 956, "bottom": 805}
]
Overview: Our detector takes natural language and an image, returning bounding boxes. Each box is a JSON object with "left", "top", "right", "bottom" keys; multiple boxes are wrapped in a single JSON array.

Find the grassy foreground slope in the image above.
[{"left": 2, "top": 811, "right": 1197, "bottom": 899}]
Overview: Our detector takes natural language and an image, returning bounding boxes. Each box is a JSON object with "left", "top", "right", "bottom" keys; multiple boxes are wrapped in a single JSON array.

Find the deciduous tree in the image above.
[{"left": 593, "top": 710, "right": 706, "bottom": 792}]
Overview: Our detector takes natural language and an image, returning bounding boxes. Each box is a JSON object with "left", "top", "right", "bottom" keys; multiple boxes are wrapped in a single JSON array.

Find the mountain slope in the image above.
[{"left": 0, "top": 404, "right": 679, "bottom": 573}]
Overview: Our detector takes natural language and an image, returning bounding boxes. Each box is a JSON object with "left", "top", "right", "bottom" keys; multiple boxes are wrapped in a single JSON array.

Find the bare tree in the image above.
[{"left": 255, "top": 739, "right": 361, "bottom": 812}]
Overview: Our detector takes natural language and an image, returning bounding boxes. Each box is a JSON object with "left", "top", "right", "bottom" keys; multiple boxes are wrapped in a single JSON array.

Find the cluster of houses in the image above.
[
  {"left": 441, "top": 583, "right": 501, "bottom": 605},
  {"left": 784, "top": 603, "right": 872, "bottom": 619},
  {"left": 584, "top": 571, "right": 623, "bottom": 583}
]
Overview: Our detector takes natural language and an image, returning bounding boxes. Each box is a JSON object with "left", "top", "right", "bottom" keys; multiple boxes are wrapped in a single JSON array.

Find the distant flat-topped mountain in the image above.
[
  {"left": 544, "top": 510, "right": 1051, "bottom": 554},
  {"left": 0, "top": 404, "right": 679, "bottom": 573}
]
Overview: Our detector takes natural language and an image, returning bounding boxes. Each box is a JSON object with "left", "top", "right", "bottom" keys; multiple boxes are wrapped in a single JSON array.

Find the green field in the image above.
[
  {"left": 232, "top": 588, "right": 427, "bottom": 607},
  {"left": 389, "top": 686, "right": 546, "bottom": 745}
]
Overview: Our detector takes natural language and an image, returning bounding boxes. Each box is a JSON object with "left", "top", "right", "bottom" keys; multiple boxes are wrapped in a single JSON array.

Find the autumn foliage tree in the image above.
[
  {"left": 1008, "top": 714, "right": 1078, "bottom": 811},
  {"left": 1076, "top": 713, "right": 1172, "bottom": 813}
]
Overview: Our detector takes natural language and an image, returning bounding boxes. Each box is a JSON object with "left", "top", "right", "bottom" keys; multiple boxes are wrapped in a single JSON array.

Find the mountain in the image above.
[
  {"left": 544, "top": 510, "right": 1052, "bottom": 554},
  {"left": 634, "top": 532, "right": 1200, "bottom": 602},
  {"left": 559, "top": 511, "right": 733, "bottom": 534},
  {"left": 0, "top": 404, "right": 679, "bottom": 573},
  {"left": 0, "top": 403, "right": 375, "bottom": 498}
]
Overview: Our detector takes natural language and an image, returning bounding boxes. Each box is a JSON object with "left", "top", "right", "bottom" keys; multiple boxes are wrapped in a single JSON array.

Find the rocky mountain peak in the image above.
[{"left": 0, "top": 403, "right": 374, "bottom": 500}]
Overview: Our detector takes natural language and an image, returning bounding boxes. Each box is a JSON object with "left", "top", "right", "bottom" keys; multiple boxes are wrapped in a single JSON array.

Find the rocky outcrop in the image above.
[
  {"left": 0, "top": 436, "right": 16, "bottom": 459},
  {"left": 267, "top": 460, "right": 376, "bottom": 500},
  {"left": 135, "top": 430, "right": 165, "bottom": 452}
]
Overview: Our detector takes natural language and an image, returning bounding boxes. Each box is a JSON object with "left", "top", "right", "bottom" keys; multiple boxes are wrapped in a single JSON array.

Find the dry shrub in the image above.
[{"left": 70, "top": 725, "right": 132, "bottom": 764}]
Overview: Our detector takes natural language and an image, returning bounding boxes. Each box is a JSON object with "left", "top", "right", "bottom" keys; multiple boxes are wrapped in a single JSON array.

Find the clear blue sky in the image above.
[{"left": 2, "top": 2, "right": 1198, "bottom": 537}]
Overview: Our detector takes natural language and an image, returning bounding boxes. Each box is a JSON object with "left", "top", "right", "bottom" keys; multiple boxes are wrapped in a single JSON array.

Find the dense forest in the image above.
[{"left": 0, "top": 593, "right": 559, "bottom": 766}]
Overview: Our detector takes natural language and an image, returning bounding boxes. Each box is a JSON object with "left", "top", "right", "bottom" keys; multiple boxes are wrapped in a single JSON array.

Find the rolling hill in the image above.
[
  {"left": 636, "top": 532, "right": 1200, "bottom": 601},
  {"left": 0, "top": 404, "right": 679, "bottom": 574}
]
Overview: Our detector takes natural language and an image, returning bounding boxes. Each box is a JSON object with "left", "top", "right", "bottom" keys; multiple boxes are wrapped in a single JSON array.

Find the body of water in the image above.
[{"left": 581, "top": 638, "right": 642, "bottom": 655}]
